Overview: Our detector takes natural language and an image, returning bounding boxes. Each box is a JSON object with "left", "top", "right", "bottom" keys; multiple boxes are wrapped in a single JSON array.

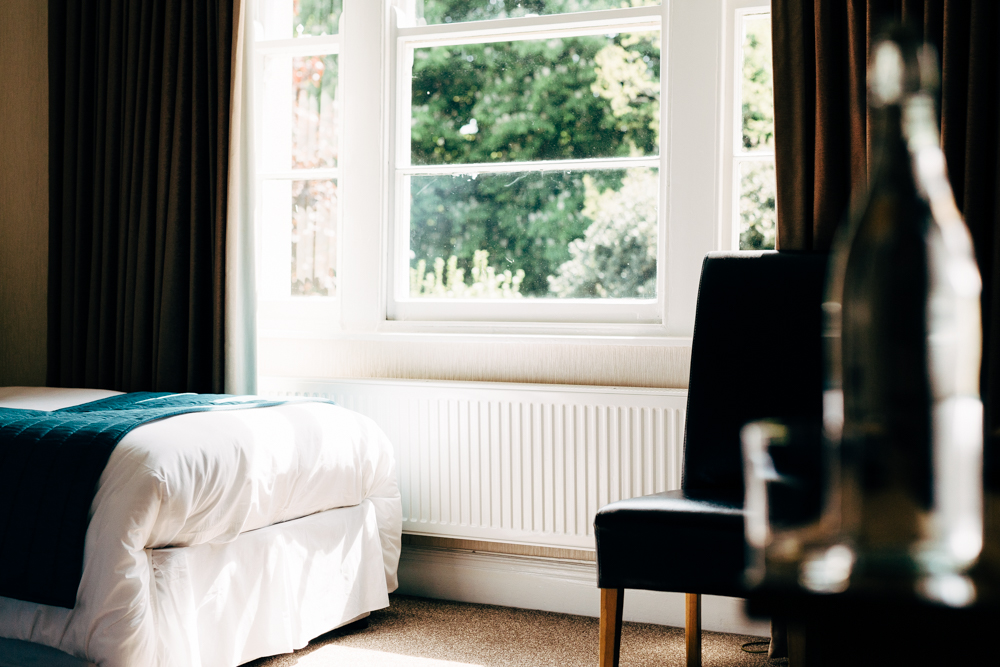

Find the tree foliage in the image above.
[
  {"left": 293, "top": 0, "right": 342, "bottom": 37},
  {"left": 741, "top": 17, "right": 773, "bottom": 152},
  {"left": 421, "top": 0, "right": 660, "bottom": 25},
  {"left": 739, "top": 161, "right": 776, "bottom": 250},
  {"left": 739, "top": 16, "right": 776, "bottom": 250},
  {"left": 409, "top": 5, "right": 660, "bottom": 296},
  {"left": 548, "top": 168, "right": 657, "bottom": 298}
]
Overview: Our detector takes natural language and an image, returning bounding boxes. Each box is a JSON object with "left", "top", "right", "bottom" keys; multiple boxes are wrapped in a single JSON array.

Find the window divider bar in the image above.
[
  {"left": 260, "top": 168, "right": 340, "bottom": 180},
  {"left": 255, "top": 35, "right": 340, "bottom": 56},
  {"left": 397, "top": 6, "right": 662, "bottom": 46},
  {"left": 732, "top": 152, "right": 774, "bottom": 161},
  {"left": 401, "top": 19, "right": 661, "bottom": 49},
  {"left": 397, "top": 156, "right": 660, "bottom": 176}
]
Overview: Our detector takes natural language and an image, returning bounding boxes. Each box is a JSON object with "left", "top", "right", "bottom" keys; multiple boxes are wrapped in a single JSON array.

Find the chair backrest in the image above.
[{"left": 682, "top": 251, "right": 827, "bottom": 499}]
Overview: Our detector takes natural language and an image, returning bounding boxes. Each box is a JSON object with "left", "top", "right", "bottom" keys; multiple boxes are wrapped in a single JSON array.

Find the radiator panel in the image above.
[{"left": 259, "top": 377, "right": 687, "bottom": 550}]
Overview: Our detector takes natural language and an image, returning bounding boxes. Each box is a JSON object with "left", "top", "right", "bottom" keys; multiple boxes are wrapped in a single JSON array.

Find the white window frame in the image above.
[
  {"left": 388, "top": 6, "right": 665, "bottom": 325},
  {"left": 253, "top": 8, "right": 344, "bottom": 334},
  {"left": 258, "top": 0, "right": 732, "bottom": 341},
  {"left": 718, "top": 0, "right": 773, "bottom": 251}
]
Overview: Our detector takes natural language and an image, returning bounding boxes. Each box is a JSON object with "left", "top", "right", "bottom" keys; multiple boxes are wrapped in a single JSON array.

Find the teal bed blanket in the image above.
[{"left": 0, "top": 392, "right": 299, "bottom": 608}]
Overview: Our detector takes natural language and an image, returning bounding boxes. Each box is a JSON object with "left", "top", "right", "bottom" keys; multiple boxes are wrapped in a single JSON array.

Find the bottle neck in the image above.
[{"left": 870, "top": 105, "right": 913, "bottom": 188}]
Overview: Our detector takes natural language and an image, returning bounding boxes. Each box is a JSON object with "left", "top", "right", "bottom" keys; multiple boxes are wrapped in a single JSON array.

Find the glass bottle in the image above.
[{"left": 802, "top": 28, "right": 983, "bottom": 604}]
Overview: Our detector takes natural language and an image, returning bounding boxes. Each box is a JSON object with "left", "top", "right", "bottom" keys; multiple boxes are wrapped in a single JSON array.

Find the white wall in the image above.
[
  {"left": 0, "top": 0, "right": 48, "bottom": 386},
  {"left": 259, "top": 336, "right": 692, "bottom": 388}
]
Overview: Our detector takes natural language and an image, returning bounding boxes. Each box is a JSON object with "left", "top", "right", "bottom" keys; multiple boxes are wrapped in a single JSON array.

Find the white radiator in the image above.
[{"left": 259, "top": 377, "right": 687, "bottom": 550}]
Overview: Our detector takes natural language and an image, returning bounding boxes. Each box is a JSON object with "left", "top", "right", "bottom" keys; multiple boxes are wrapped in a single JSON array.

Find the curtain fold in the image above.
[
  {"left": 771, "top": 0, "right": 1000, "bottom": 542},
  {"left": 224, "top": 0, "right": 257, "bottom": 395},
  {"left": 48, "top": 0, "right": 236, "bottom": 393}
]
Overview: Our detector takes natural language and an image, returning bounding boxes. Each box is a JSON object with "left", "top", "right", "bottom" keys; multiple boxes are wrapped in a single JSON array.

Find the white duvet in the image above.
[{"left": 0, "top": 387, "right": 402, "bottom": 666}]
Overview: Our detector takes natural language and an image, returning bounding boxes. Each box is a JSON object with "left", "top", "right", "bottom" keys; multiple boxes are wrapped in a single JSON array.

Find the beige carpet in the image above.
[{"left": 245, "top": 595, "right": 773, "bottom": 667}]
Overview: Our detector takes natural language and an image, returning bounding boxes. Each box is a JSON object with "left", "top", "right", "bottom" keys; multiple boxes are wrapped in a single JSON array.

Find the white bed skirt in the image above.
[
  {"left": 0, "top": 502, "right": 391, "bottom": 667},
  {"left": 153, "top": 500, "right": 390, "bottom": 667}
]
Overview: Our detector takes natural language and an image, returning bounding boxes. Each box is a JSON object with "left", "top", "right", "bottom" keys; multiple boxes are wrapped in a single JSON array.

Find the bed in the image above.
[{"left": 0, "top": 387, "right": 402, "bottom": 667}]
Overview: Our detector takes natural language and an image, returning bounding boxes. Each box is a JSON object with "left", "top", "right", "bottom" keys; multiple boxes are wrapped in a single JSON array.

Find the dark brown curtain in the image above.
[
  {"left": 771, "top": 2, "right": 1000, "bottom": 498},
  {"left": 47, "top": 0, "right": 235, "bottom": 393}
]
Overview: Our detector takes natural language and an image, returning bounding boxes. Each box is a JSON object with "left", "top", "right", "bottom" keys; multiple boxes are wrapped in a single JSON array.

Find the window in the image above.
[
  {"left": 254, "top": 1, "right": 737, "bottom": 340},
  {"left": 255, "top": 0, "right": 343, "bottom": 301},
  {"left": 721, "top": 3, "right": 776, "bottom": 250},
  {"left": 389, "top": 2, "right": 664, "bottom": 324}
]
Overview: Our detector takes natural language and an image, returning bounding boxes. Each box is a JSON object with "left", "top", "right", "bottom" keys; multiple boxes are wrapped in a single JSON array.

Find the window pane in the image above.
[
  {"left": 740, "top": 14, "right": 773, "bottom": 152},
  {"left": 257, "top": 0, "right": 342, "bottom": 40},
  {"left": 261, "top": 54, "right": 340, "bottom": 170},
  {"left": 292, "top": 54, "right": 340, "bottom": 168},
  {"left": 411, "top": 32, "right": 660, "bottom": 165},
  {"left": 420, "top": 0, "right": 661, "bottom": 25},
  {"left": 292, "top": 179, "right": 338, "bottom": 296},
  {"left": 261, "top": 55, "right": 293, "bottom": 168},
  {"left": 738, "top": 160, "right": 776, "bottom": 250},
  {"left": 409, "top": 167, "right": 657, "bottom": 299}
]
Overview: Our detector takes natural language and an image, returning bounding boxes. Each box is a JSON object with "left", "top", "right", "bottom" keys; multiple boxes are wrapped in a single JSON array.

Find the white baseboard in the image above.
[{"left": 396, "top": 545, "right": 770, "bottom": 637}]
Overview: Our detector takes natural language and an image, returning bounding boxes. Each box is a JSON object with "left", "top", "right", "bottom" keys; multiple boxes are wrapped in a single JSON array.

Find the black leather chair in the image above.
[{"left": 594, "top": 251, "right": 827, "bottom": 667}]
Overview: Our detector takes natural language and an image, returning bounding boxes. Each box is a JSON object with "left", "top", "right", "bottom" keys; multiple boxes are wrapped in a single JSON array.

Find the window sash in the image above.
[
  {"left": 255, "top": 28, "right": 343, "bottom": 308},
  {"left": 397, "top": 155, "right": 658, "bottom": 177},
  {"left": 397, "top": 5, "right": 662, "bottom": 43},
  {"left": 719, "top": 1, "right": 773, "bottom": 251},
  {"left": 388, "top": 5, "right": 666, "bottom": 321}
]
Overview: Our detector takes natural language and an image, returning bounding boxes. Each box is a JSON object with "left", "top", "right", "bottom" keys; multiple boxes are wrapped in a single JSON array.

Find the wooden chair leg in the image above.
[
  {"left": 599, "top": 588, "right": 624, "bottom": 667},
  {"left": 787, "top": 620, "right": 807, "bottom": 667},
  {"left": 769, "top": 616, "right": 788, "bottom": 660},
  {"left": 685, "top": 593, "right": 701, "bottom": 667}
]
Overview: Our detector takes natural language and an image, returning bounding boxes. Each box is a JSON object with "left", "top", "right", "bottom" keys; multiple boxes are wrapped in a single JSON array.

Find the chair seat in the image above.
[{"left": 594, "top": 490, "right": 747, "bottom": 597}]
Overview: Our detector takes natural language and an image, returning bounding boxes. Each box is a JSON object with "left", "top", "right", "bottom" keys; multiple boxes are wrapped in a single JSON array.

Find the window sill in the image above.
[
  {"left": 256, "top": 328, "right": 692, "bottom": 389},
  {"left": 257, "top": 321, "right": 691, "bottom": 346}
]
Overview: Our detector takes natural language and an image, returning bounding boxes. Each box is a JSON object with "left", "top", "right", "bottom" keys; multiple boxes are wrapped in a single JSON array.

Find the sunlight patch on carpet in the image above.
[{"left": 295, "top": 646, "right": 483, "bottom": 666}]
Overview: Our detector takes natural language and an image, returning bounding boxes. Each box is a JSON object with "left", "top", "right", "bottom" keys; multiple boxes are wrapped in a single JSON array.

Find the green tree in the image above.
[
  {"left": 738, "top": 16, "right": 776, "bottom": 250},
  {"left": 409, "top": 11, "right": 660, "bottom": 296},
  {"left": 421, "top": 0, "right": 659, "bottom": 25},
  {"left": 738, "top": 161, "right": 776, "bottom": 250},
  {"left": 293, "top": 0, "right": 342, "bottom": 36},
  {"left": 548, "top": 168, "right": 657, "bottom": 298},
  {"left": 741, "top": 17, "right": 773, "bottom": 151}
]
